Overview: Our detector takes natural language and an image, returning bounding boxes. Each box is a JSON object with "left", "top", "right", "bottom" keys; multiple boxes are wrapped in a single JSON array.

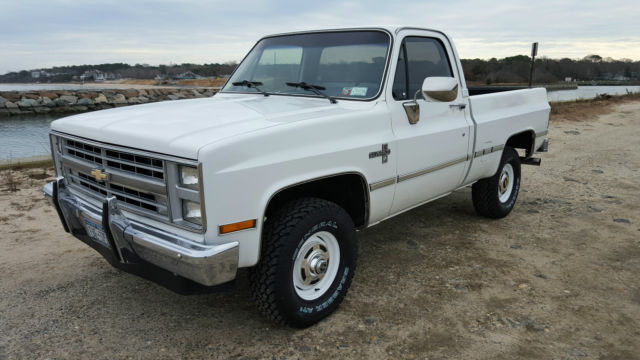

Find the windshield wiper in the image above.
[
  {"left": 232, "top": 80, "right": 269, "bottom": 97},
  {"left": 285, "top": 82, "right": 337, "bottom": 104}
]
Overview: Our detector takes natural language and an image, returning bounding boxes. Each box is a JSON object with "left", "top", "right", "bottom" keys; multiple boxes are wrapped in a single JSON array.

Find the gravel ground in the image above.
[{"left": 1, "top": 100, "right": 639, "bottom": 359}]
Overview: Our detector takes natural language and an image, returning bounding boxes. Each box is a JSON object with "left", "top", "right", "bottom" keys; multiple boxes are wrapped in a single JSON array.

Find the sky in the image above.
[{"left": 1, "top": 0, "right": 639, "bottom": 75}]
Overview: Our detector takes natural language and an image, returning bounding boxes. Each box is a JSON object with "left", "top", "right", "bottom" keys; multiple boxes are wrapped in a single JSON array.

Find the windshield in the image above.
[{"left": 222, "top": 31, "right": 390, "bottom": 100}]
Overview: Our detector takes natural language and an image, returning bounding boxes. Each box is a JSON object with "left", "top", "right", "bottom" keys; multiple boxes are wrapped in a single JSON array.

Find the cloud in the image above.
[{"left": 1, "top": 0, "right": 639, "bottom": 74}]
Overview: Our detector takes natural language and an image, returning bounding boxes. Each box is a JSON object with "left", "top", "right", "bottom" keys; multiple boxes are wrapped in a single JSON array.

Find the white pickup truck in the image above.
[{"left": 44, "top": 26, "right": 549, "bottom": 327}]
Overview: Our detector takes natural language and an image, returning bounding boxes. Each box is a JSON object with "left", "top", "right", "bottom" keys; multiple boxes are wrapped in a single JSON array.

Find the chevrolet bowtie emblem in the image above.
[{"left": 90, "top": 169, "right": 109, "bottom": 182}]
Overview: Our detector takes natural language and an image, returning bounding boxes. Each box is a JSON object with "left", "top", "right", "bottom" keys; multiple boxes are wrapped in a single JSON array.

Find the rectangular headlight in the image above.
[
  {"left": 167, "top": 162, "right": 205, "bottom": 232},
  {"left": 179, "top": 165, "right": 199, "bottom": 190},
  {"left": 182, "top": 200, "right": 202, "bottom": 225}
]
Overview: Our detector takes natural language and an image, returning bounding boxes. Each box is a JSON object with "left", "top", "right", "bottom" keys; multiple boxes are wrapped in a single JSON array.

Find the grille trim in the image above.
[
  {"left": 52, "top": 131, "right": 198, "bottom": 165},
  {"left": 65, "top": 145, "right": 102, "bottom": 165},
  {"left": 64, "top": 138, "right": 165, "bottom": 181},
  {"left": 72, "top": 172, "right": 168, "bottom": 213},
  {"left": 58, "top": 135, "right": 171, "bottom": 219},
  {"left": 60, "top": 152, "right": 171, "bottom": 219},
  {"left": 105, "top": 156, "right": 162, "bottom": 172},
  {"left": 61, "top": 154, "right": 168, "bottom": 194}
]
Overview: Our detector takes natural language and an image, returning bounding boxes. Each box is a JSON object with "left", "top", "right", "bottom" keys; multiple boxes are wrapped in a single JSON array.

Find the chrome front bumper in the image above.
[{"left": 43, "top": 177, "right": 238, "bottom": 287}]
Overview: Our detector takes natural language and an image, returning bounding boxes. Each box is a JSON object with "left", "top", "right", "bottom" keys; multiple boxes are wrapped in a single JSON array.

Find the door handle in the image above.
[{"left": 450, "top": 103, "right": 466, "bottom": 110}]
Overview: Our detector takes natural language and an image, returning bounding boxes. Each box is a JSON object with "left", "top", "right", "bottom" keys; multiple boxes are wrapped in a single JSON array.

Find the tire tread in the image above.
[
  {"left": 472, "top": 146, "right": 521, "bottom": 219},
  {"left": 249, "top": 197, "right": 354, "bottom": 327}
]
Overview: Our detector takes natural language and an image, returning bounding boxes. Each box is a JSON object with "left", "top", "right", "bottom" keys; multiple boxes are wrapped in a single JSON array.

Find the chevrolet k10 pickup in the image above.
[{"left": 44, "top": 26, "right": 550, "bottom": 327}]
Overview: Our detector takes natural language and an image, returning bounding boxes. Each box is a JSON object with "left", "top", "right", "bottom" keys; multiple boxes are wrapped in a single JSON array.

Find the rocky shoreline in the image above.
[{"left": 0, "top": 87, "right": 219, "bottom": 117}]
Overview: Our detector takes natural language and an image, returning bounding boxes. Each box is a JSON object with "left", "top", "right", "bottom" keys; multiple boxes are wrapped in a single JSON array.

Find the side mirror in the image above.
[{"left": 422, "top": 77, "right": 459, "bottom": 102}]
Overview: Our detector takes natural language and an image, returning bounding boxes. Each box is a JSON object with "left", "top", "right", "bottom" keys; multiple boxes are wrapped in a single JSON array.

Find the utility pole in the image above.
[{"left": 529, "top": 42, "right": 538, "bottom": 88}]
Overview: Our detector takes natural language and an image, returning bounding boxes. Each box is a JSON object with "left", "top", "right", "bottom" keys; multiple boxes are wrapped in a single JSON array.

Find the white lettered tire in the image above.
[
  {"left": 250, "top": 198, "right": 357, "bottom": 328},
  {"left": 472, "top": 146, "right": 521, "bottom": 218}
]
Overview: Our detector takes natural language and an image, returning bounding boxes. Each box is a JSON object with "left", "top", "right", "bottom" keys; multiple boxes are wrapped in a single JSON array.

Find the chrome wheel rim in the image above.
[
  {"left": 293, "top": 231, "right": 340, "bottom": 301},
  {"left": 498, "top": 163, "right": 514, "bottom": 203}
]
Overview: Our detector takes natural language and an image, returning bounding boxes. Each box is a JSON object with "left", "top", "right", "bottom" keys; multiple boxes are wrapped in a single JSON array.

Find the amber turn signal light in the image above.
[{"left": 219, "top": 219, "right": 257, "bottom": 234}]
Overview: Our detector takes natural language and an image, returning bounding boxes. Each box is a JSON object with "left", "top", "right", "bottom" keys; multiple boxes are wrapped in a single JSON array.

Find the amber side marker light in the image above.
[{"left": 219, "top": 219, "right": 257, "bottom": 234}]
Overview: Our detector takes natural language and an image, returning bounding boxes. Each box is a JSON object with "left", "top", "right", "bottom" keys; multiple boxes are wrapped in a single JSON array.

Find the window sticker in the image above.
[{"left": 341, "top": 87, "right": 368, "bottom": 97}]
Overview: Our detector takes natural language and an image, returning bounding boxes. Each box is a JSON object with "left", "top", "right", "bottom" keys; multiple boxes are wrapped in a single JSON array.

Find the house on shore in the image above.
[
  {"left": 174, "top": 71, "right": 201, "bottom": 80},
  {"left": 31, "top": 70, "right": 53, "bottom": 79},
  {"left": 80, "top": 69, "right": 117, "bottom": 82}
]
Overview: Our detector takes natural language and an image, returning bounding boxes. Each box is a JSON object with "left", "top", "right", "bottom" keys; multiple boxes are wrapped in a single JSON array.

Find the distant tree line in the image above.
[
  {"left": 461, "top": 55, "right": 640, "bottom": 84},
  {"left": 2, "top": 55, "right": 639, "bottom": 85},
  {"left": 0, "top": 62, "right": 238, "bottom": 83}
]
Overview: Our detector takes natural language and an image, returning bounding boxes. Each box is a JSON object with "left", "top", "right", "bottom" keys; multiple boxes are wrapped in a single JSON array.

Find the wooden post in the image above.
[{"left": 529, "top": 42, "right": 538, "bottom": 88}]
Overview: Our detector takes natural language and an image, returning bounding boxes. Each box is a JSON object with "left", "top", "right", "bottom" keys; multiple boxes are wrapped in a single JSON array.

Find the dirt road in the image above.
[{"left": 1, "top": 100, "right": 639, "bottom": 359}]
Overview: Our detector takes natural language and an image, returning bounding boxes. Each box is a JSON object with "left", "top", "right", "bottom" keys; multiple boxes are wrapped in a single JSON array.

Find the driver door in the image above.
[{"left": 388, "top": 34, "right": 472, "bottom": 214}]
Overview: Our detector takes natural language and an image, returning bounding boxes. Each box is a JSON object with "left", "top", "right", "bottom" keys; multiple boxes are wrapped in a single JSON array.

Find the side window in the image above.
[
  {"left": 392, "top": 44, "right": 407, "bottom": 100},
  {"left": 393, "top": 37, "right": 453, "bottom": 100}
]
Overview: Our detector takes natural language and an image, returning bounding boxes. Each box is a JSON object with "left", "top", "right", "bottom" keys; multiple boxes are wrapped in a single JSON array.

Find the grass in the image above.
[
  {"left": 0, "top": 158, "right": 53, "bottom": 171},
  {"left": 0, "top": 158, "right": 53, "bottom": 192},
  {"left": 175, "top": 78, "right": 226, "bottom": 87},
  {"left": 549, "top": 92, "right": 640, "bottom": 122},
  {"left": 116, "top": 78, "right": 227, "bottom": 88},
  {"left": 2, "top": 171, "right": 18, "bottom": 192}
]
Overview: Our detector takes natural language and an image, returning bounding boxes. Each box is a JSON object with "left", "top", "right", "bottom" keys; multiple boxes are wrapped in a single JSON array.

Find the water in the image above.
[
  {"left": 0, "top": 114, "right": 64, "bottom": 160},
  {"left": 547, "top": 85, "right": 640, "bottom": 102}
]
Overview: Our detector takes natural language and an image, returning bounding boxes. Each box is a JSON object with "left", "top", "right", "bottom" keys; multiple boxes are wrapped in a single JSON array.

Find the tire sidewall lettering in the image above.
[
  {"left": 291, "top": 220, "right": 350, "bottom": 317},
  {"left": 254, "top": 198, "right": 356, "bottom": 327},
  {"left": 500, "top": 158, "right": 520, "bottom": 208},
  {"left": 298, "top": 266, "right": 349, "bottom": 315}
]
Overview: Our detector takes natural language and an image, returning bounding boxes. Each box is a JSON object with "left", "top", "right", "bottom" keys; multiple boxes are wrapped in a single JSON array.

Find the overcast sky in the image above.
[{"left": 1, "top": 0, "right": 638, "bottom": 74}]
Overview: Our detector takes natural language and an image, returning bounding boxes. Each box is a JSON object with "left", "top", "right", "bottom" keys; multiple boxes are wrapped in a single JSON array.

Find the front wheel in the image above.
[
  {"left": 472, "top": 146, "right": 521, "bottom": 218},
  {"left": 250, "top": 198, "right": 357, "bottom": 328}
]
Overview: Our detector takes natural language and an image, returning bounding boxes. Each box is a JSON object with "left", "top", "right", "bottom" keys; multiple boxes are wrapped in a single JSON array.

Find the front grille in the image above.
[
  {"left": 105, "top": 150, "right": 164, "bottom": 180},
  {"left": 66, "top": 139, "right": 102, "bottom": 165},
  {"left": 60, "top": 137, "right": 169, "bottom": 218},
  {"left": 71, "top": 171, "right": 167, "bottom": 215},
  {"left": 65, "top": 139, "right": 164, "bottom": 181}
]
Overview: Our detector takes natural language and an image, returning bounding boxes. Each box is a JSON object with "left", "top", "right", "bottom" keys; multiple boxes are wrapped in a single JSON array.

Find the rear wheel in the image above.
[
  {"left": 472, "top": 146, "right": 521, "bottom": 218},
  {"left": 250, "top": 198, "right": 357, "bottom": 328}
]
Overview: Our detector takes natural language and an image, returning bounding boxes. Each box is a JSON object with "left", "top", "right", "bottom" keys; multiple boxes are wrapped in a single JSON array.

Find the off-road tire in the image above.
[
  {"left": 249, "top": 197, "right": 357, "bottom": 328},
  {"left": 472, "top": 146, "right": 521, "bottom": 218}
]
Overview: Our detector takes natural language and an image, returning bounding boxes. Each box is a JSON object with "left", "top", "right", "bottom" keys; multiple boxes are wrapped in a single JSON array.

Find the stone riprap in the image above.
[{"left": 0, "top": 87, "right": 219, "bottom": 116}]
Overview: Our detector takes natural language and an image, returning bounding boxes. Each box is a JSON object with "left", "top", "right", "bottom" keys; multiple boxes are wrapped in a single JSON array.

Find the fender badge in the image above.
[{"left": 369, "top": 144, "right": 390, "bottom": 164}]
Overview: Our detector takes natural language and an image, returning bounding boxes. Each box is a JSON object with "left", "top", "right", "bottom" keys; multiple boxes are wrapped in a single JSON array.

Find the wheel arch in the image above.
[
  {"left": 505, "top": 129, "right": 536, "bottom": 157},
  {"left": 262, "top": 172, "right": 370, "bottom": 231}
]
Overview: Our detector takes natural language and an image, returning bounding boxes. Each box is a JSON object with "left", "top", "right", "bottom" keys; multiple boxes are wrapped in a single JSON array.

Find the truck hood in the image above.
[{"left": 51, "top": 94, "right": 357, "bottom": 159}]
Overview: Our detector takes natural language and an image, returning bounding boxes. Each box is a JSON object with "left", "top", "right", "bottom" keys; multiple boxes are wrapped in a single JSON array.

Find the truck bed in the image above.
[
  {"left": 468, "top": 86, "right": 529, "bottom": 96},
  {"left": 464, "top": 87, "right": 550, "bottom": 183}
]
